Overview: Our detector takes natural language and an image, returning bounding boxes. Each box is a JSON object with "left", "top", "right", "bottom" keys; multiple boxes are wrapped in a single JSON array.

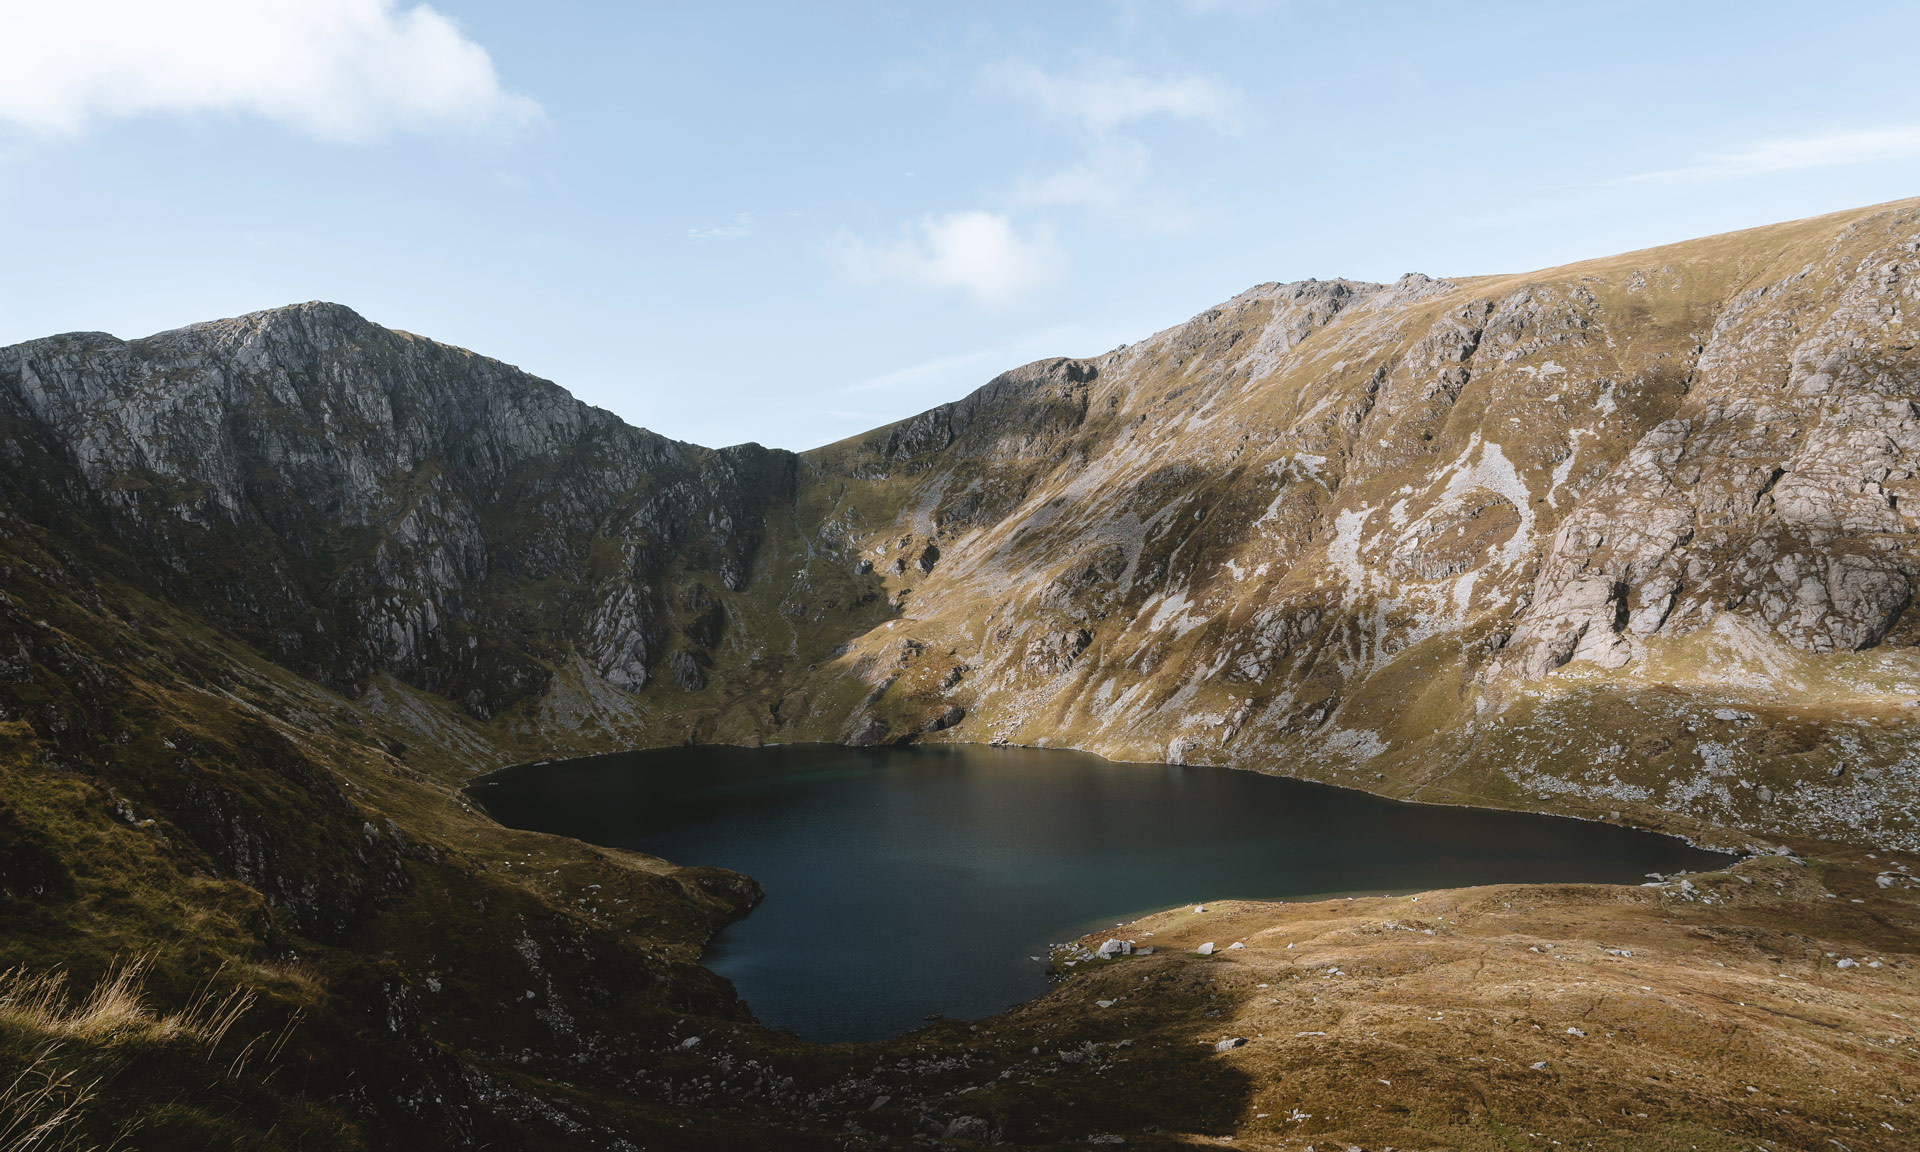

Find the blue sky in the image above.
[{"left": 3, "top": 1, "right": 1919, "bottom": 450}]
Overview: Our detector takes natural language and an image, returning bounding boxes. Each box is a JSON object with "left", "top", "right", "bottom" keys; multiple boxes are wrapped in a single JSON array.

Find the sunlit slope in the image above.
[{"left": 789, "top": 197, "right": 1920, "bottom": 852}]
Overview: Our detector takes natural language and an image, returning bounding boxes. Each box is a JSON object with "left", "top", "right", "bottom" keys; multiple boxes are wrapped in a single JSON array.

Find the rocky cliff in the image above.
[
  {"left": 0, "top": 303, "right": 820, "bottom": 717},
  {"left": 797, "top": 199, "right": 1920, "bottom": 855},
  {"left": 14, "top": 205, "right": 1920, "bottom": 857}
]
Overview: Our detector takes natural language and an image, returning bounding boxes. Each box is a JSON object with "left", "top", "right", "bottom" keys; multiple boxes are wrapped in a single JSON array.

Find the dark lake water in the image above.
[{"left": 467, "top": 743, "right": 1732, "bottom": 1043}]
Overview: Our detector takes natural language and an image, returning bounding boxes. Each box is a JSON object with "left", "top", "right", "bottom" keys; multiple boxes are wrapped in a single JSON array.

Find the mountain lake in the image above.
[{"left": 467, "top": 743, "right": 1734, "bottom": 1042}]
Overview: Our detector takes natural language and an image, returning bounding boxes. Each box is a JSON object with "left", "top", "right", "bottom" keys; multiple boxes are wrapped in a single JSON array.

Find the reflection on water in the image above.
[{"left": 468, "top": 743, "right": 1732, "bottom": 1042}]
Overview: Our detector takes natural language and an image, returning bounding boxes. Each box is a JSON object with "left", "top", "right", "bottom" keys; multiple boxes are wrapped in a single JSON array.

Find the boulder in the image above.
[
  {"left": 921, "top": 705, "right": 966, "bottom": 732},
  {"left": 944, "top": 1116, "right": 992, "bottom": 1141},
  {"left": 667, "top": 649, "right": 708, "bottom": 692},
  {"left": 1024, "top": 628, "right": 1092, "bottom": 675},
  {"left": 844, "top": 716, "right": 890, "bottom": 747}
]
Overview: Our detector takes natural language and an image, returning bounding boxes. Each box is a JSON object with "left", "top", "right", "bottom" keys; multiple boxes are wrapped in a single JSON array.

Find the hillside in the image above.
[
  {"left": 0, "top": 200, "right": 1917, "bottom": 1149},
  {"left": 731, "top": 197, "right": 1920, "bottom": 857}
]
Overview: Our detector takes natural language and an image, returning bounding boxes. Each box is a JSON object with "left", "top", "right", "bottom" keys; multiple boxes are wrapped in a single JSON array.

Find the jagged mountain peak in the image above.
[{"left": 794, "top": 194, "right": 1920, "bottom": 853}]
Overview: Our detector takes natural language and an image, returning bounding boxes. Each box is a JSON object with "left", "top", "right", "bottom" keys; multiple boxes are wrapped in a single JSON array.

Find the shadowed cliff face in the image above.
[{"left": 0, "top": 303, "right": 795, "bottom": 719}]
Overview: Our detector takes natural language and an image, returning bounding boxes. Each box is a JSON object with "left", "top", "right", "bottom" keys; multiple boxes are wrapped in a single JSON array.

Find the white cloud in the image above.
[
  {"left": 1628, "top": 126, "right": 1920, "bottom": 182},
  {"left": 988, "top": 59, "right": 1236, "bottom": 230},
  {"left": 1014, "top": 140, "right": 1154, "bottom": 209},
  {"left": 985, "top": 59, "right": 1240, "bottom": 137},
  {"left": 688, "top": 213, "right": 754, "bottom": 240},
  {"left": 1173, "top": 0, "right": 1278, "bottom": 12},
  {"left": 837, "top": 347, "right": 1000, "bottom": 394},
  {"left": 0, "top": 0, "right": 538, "bottom": 141},
  {"left": 827, "top": 211, "right": 1060, "bottom": 304},
  {"left": 822, "top": 60, "right": 1232, "bottom": 301}
]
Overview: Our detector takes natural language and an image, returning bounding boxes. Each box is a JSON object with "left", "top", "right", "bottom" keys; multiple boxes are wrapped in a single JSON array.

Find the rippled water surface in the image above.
[{"left": 468, "top": 743, "right": 1731, "bottom": 1042}]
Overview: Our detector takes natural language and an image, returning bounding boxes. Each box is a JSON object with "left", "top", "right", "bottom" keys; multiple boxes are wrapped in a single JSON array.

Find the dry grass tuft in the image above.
[
  {"left": 0, "top": 958, "right": 254, "bottom": 1052},
  {"left": 0, "top": 1055, "right": 103, "bottom": 1152},
  {"left": 0, "top": 958, "right": 266, "bottom": 1151}
]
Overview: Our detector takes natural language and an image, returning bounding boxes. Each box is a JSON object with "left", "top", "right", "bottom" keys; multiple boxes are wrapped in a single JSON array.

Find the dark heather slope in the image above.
[{"left": 0, "top": 304, "right": 823, "bottom": 1149}]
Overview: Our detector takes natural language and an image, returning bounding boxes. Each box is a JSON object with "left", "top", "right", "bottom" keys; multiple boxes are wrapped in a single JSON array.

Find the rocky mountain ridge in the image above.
[
  {"left": 0, "top": 303, "right": 799, "bottom": 718},
  {"left": 10, "top": 204, "right": 1920, "bottom": 856},
  {"left": 795, "top": 199, "right": 1920, "bottom": 855}
]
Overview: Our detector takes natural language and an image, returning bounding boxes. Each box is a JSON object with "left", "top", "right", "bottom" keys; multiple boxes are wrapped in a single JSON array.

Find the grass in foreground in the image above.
[{"left": 0, "top": 958, "right": 318, "bottom": 1152}]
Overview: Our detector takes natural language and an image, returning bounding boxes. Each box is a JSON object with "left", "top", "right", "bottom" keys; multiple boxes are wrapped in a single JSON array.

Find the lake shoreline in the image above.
[{"left": 469, "top": 742, "right": 1734, "bottom": 1042}]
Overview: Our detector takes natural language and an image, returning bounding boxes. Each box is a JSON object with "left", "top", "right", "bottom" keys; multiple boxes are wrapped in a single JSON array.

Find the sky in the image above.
[{"left": 3, "top": 2, "right": 1919, "bottom": 451}]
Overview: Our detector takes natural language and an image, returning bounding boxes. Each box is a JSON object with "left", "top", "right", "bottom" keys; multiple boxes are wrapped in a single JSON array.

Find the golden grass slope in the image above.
[{"left": 732, "top": 197, "right": 1920, "bottom": 856}]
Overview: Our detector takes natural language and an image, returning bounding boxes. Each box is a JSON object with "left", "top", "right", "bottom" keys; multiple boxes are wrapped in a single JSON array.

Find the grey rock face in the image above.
[
  {"left": 586, "top": 582, "right": 655, "bottom": 691},
  {"left": 0, "top": 303, "right": 789, "bottom": 716},
  {"left": 844, "top": 715, "right": 890, "bottom": 746},
  {"left": 798, "top": 202, "right": 1920, "bottom": 851},
  {"left": 667, "top": 650, "right": 709, "bottom": 692},
  {"left": 1025, "top": 628, "right": 1092, "bottom": 675},
  {"left": 921, "top": 705, "right": 965, "bottom": 732},
  {"left": 1506, "top": 229, "right": 1920, "bottom": 672}
]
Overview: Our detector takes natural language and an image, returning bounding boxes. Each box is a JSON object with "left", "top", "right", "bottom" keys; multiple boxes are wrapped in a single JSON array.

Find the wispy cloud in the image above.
[
  {"left": 984, "top": 58, "right": 1240, "bottom": 137},
  {"left": 688, "top": 213, "right": 754, "bottom": 240},
  {"left": 825, "top": 211, "right": 1061, "bottom": 304},
  {"left": 0, "top": 0, "right": 538, "bottom": 141},
  {"left": 836, "top": 347, "right": 1001, "bottom": 394},
  {"left": 1012, "top": 140, "right": 1153, "bottom": 209},
  {"left": 1173, "top": 0, "right": 1277, "bottom": 11},
  {"left": 830, "top": 322, "right": 1088, "bottom": 424},
  {"left": 988, "top": 58, "right": 1238, "bottom": 229},
  {"left": 1627, "top": 125, "right": 1920, "bottom": 183},
  {"left": 820, "top": 59, "right": 1234, "bottom": 300}
]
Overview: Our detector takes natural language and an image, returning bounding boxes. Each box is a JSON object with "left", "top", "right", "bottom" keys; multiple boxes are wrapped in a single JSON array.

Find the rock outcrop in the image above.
[
  {"left": 808, "top": 199, "right": 1920, "bottom": 853},
  {"left": 0, "top": 303, "right": 793, "bottom": 718}
]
